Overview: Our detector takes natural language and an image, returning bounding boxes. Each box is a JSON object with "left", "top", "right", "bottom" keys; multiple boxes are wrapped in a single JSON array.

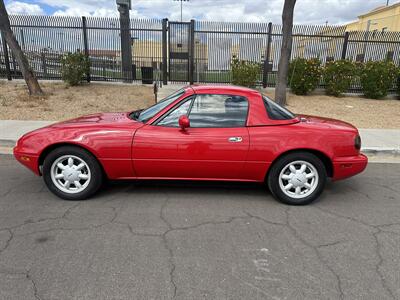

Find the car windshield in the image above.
[
  {"left": 262, "top": 95, "right": 296, "bottom": 120},
  {"left": 133, "top": 89, "right": 185, "bottom": 123}
]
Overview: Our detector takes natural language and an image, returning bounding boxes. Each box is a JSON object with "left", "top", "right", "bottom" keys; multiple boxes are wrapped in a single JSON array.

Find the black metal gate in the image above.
[{"left": 168, "top": 21, "right": 192, "bottom": 82}]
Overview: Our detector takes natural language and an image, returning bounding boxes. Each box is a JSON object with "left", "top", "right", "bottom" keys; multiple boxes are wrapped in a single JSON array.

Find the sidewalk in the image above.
[
  {"left": 0, "top": 119, "right": 398, "bottom": 156},
  {"left": 358, "top": 129, "right": 400, "bottom": 154},
  {"left": 0, "top": 120, "right": 54, "bottom": 147}
]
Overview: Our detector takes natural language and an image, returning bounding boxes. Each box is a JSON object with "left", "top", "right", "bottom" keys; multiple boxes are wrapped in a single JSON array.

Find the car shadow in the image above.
[{"left": 99, "top": 179, "right": 271, "bottom": 198}]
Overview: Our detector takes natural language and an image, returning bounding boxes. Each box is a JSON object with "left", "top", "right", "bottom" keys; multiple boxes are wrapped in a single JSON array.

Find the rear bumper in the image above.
[{"left": 332, "top": 153, "right": 368, "bottom": 181}]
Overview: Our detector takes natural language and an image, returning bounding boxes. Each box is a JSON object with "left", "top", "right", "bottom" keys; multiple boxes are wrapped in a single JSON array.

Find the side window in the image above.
[
  {"left": 189, "top": 94, "right": 248, "bottom": 128},
  {"left": 157, "top": 98, "right": 192, "bottom": 127},
  {"left": 262, "top": 95, "right": 295, "bottom": 120}
]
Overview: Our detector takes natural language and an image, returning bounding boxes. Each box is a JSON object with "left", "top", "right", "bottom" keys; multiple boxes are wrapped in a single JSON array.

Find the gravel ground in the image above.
[
  {"left": 1, "top": 80, "right": 399, "bottom": 128},
  {"left": 263, "top": 90, "right": 400, "bottom": 129},
  {"left": 0, "top": 81, "right": 155, "bottom": 121}
]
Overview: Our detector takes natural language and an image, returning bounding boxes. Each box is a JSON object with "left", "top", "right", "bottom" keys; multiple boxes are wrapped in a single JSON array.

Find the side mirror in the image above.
[{"left": 178, "top": 115, "right": 190, "bottom": 130}]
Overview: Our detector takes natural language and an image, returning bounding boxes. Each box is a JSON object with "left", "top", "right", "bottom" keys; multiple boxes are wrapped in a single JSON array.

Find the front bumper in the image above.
[
  {"left": 332, "top": 153, "right": 368, "bottom": 181},
  {"left": 13, "top": 146, "right": 41, "bottom": 176}
]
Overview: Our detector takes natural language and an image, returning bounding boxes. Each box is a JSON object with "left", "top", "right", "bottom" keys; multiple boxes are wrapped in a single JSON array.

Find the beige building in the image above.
[
  {"left": 346, "top": 2, "right": 400, "bottom": 32},
  {"left": 131, "top": 40, "right": 163, "bottom": 68},
  {"left": 343, "top": 2, "right": 400, "bottom": 62},
  {"left": 292, "top": 3, "right": 400, "bottom": 65}
]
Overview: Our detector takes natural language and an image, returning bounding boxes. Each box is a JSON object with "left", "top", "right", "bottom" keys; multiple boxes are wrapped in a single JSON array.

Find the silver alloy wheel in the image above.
[
  {"left": 278, "top": 160, "right": 319, "bottom": 199},
  {"left": 50, "top": 155, "right": 91, "bottom": 194}
]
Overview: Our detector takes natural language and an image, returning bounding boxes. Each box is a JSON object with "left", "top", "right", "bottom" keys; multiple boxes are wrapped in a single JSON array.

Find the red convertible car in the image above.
[{"left": 14, "top": 85, "right": 367, "bottom": 205}]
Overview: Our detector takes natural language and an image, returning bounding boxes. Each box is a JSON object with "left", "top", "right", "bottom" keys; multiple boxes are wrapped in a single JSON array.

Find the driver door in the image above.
[{"left": 132, "top": 94, "right": 250, "bottom": 180}]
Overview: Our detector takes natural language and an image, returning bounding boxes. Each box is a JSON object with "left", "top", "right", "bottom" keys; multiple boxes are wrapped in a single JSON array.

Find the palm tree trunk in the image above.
[
  {"left": 0, "top": 0, "right": 43, "bottom": 95},
  {"left": 275, "top": 0, "right": 296, "bottom": 106}
]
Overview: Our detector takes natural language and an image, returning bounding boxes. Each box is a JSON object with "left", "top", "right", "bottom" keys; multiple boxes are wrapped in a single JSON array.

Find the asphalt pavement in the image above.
[{"left": 0, "top": 154, "right": 399, "bottom": 300}]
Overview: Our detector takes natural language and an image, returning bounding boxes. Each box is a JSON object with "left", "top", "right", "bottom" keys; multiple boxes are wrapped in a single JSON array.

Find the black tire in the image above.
[
  {"left": 267, "top": 152, "right": 327, "bottom": 205},
  {"left": 43, "top": 146, "right": 103, "bottom": 200}
]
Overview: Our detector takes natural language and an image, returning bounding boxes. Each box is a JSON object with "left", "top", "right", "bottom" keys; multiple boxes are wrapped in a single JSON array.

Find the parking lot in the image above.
[{"left": 0, "top": 154, "right": 399, "bottom": 299}]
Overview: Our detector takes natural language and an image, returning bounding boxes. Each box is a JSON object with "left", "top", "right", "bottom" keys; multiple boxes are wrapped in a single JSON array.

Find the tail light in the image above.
[{"left": 355, "top": 135, "right": 361, "bottom": 150}]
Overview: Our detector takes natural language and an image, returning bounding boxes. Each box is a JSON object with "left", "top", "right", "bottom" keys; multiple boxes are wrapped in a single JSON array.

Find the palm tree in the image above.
[
  {"left": 0, "top": 0, "right": 43, "bottom": 95},
  {"left": 275, "top": 0, "right": 296, "bottom": 106}
]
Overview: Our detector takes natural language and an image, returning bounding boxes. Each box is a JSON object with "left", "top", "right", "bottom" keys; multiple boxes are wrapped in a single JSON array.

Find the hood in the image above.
[
  {"left": 18, "top": 112, "right": 142, "bottom": 141},
  {"left": 298, "top": 115, "right": 358, "bottom": 132},
  {"left": 49, "top": 112, "right": 138, "bottom": 127},
  {"left": 43, "top": 113, "right": 143, "bottom": 128}
]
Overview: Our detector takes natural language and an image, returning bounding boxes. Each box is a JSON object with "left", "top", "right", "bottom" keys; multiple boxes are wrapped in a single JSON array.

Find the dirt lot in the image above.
[
  {"left": 0, "top": 81, "right": 154, "bottom": 121},
  {"left": 263, "top": 90, "right": 400, "bottom": 129},
  {"left": 1, "top": 81, "right": 399, "bottom": 128}
]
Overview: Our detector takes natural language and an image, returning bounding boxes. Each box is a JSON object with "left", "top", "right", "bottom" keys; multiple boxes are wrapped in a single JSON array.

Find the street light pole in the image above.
[
  {"left": 173, "top": 0, "right": 189, "bottom": 22},
  {"left": 363, "top": 19, "right": 378, "bottom": 61}
]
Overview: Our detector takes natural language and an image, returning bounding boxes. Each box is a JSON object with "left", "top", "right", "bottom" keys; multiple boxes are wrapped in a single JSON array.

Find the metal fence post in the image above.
[
  {"left": 11, "top": 53, "right": 17, "bottom": 76},
  {"left": 1, "top": 34, "right": 12, "bottom": 81},
  {"left": 189, "top": 19, "right": 195, "bottom": 85},
  {"left": 341, "top": 31, "right": 349, "bottom": 60},
  {"left": 20, "top": 29, "right": 25, "bottom": 51},
  {"left": 162, "top": 18, "right": 168, "bottom": 85},
  {"left": 82, "top": 16, "right": 91, "bottom": 82},
  {"left": 263, "top": 22, "right": 273, "bottom": 88},
  {"left": 41, "top": 51, "right": 47, "bottom": 78}
]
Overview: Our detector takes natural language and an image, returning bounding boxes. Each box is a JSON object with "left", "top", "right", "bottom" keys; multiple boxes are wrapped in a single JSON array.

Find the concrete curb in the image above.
[
  {"left": 0, "top": 139, "right": 16, "bottom": 148},
  {"left": 361, "top": 148, "right": 400, "bottom": 156}
]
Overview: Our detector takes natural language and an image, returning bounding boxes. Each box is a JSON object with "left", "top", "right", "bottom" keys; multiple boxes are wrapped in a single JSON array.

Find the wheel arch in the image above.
[
  {"left": 38, "top": 142, "right": 107, "bottom": 178},
  {"left": 265, "top": 148, "right": 333, "bottom": 182}
]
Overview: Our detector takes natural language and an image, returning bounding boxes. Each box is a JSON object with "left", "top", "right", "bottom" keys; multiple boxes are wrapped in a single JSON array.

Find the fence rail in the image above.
[{"left": 1, "top": 15, "right": 400, "bottom": 93}]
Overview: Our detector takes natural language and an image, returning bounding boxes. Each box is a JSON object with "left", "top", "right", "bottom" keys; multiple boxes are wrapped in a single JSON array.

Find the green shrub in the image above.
[
  {"left": 397, "top": 71, "right": 400, "bottom": 99},
  {"left": 288, "top": 58, "right": 322, "bottom": 95},
  {"left": 61, "top": 52, "right": 90, "bottom": 86},
  {"left": 360, "top": 60, "right": 397, "bottom": 99},
  {"left": 231, "top": 57, "right": 261, "bottom": 88},
  {"left": 324, "top": 60, "right": 356, "bottom": 97}
]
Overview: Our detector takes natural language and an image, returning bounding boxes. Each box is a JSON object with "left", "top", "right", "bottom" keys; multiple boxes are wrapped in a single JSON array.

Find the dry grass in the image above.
[
  {"left": 0, "top": 81, "right": 399, "bottom": 128},
  {"left": 0, "top": 81, "right": 154, "bottom": 121},
  {"left": 263, "top": 90, "right": 400, "bottom": 129}
]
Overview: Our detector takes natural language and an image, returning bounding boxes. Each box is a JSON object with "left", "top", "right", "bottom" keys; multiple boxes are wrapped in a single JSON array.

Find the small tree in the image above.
[
  {"left": 231, "top": 57, "right": 261, "bottom": 88},
  {"left": 0, "top": 0, "right": 43, "bottom": 95},
  {"left": 275, "top": 0, "right": 297, "bottom": 106},
  {"left": 61, "top": 52, "right": 90, "bottom": 86}
]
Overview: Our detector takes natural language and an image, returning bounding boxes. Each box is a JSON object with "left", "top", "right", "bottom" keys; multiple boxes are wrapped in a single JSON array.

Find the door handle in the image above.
[{"left": 228, "top": 137, "right": 243, "bottom": 143}]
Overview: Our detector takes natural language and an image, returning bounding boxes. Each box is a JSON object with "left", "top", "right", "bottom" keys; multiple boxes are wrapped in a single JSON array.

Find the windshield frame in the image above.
[{"left": 132, "top": 89, "right": 186, "bottom": 123}]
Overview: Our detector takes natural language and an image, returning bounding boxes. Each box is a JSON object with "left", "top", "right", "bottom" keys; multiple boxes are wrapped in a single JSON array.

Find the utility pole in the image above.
[{"left": 116, "top": 0, "right": 133, "bottom": 82}]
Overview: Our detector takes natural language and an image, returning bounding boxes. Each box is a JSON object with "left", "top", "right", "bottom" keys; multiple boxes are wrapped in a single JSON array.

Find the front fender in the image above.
[{"left": 14, "top": 124, "right": 137, "bottom": 179}]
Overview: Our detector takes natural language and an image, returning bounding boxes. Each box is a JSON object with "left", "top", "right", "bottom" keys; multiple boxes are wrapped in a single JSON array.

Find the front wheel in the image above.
[
  {"left": 43, "top": 146, "right": 103, "bottom": 200},
  {"left": 267, "top": 152, "right": 327, "bottom": 205}
]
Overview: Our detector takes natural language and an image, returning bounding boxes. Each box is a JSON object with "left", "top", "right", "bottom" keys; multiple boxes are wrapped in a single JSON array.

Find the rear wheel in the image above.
[
  {"left": 43, "top": 146, "right": 103, "bottom": 200},
  {"left": 267, "top": 152, "right": 327, "bottom": 205}
]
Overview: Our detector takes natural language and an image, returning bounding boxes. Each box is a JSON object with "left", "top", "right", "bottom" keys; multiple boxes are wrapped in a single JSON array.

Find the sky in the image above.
[{"left": 4, "top": 0, "right": 396, "bottom": 25}]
